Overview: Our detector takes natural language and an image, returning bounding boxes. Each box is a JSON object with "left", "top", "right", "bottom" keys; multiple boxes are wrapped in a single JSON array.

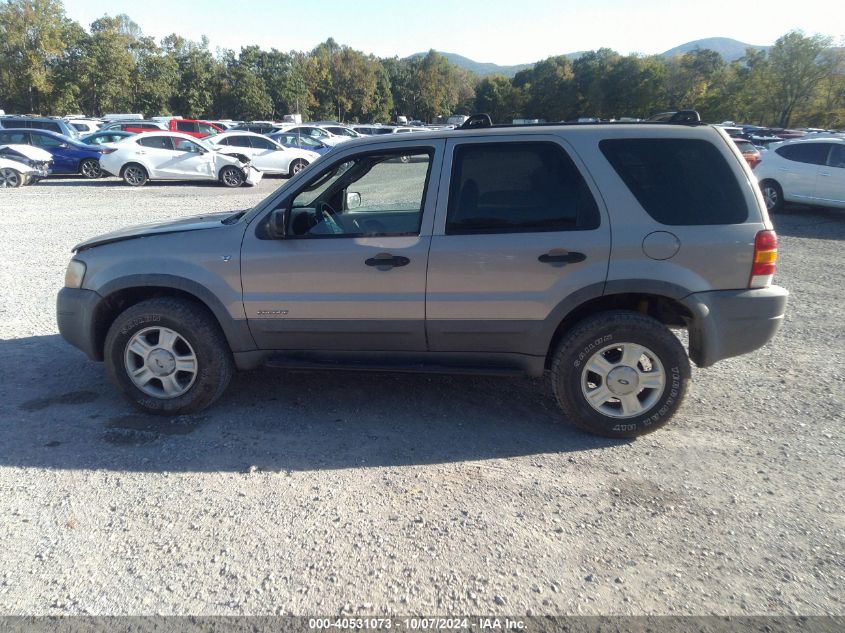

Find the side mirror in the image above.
[
  {"left": 268, "top": 207, "right": 288, "bottom": 239},
  {"left": 345, "top": 191, "right": 362, "bottom": 210}
]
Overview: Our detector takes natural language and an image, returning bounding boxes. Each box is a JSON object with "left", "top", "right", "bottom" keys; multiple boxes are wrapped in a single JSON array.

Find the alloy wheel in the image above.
[{"left": 124, "top": 326, "right": 198, "bottom": 399}]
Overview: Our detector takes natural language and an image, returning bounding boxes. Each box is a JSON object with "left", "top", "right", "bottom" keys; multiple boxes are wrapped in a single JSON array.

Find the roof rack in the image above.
[{"left": 457, "top": 110, "right": 704, "bottom": 130}]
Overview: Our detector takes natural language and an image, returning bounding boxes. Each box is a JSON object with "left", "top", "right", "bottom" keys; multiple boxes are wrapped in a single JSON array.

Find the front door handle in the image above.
[
  {"left": 365, "top": 253, "right": 410, "bottom": 268},
  {"left": 539, "top": 250, "right": 586, "bottom": 264}
]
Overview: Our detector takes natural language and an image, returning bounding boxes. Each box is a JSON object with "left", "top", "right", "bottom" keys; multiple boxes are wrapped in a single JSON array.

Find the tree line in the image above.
[{"left": 1, "top": 0, "right": 843, "bottom": 128}]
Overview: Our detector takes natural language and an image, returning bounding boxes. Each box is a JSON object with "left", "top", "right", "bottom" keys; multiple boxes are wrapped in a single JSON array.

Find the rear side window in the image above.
[
  {"left": 138, "top": 136, "right": 174, "bottom": 150},
  {"left": 0, "top": 131, "right": 28, "bottom": 144},
  {"left": 225, "top": 136, "right": 252, "bottom": 148},
  {"left": 775, "top": 143, "right": 830, "bottom": 165},
  {"left": 446, "top": 142, "right": 600, "bottom": 234},
  {"left": 600, "top": 138, "right": 748, "bottom": 225}
]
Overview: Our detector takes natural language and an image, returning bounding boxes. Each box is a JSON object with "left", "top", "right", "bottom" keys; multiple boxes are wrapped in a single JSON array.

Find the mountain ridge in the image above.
[{"left": 409, "top": 37, "right": 770, "bottom": 77}]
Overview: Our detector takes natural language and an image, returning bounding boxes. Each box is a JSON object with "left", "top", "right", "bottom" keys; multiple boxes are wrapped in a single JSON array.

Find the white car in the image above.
[
  {"left": 284, "top": 125, "right": 356, "bottom": 146},
  {"left": 0, "top": 144, "right": 52, "bottom": 187},
  {"left": 65, "top": 118, "right": 102, "bottom": 135},
  {"left": 206, "top": 131, "right": 319, "bottom": 176},
  {"left": 755, "top": 138, "right": 845, "bottom": 212},
  {"left": 100, "top": 132, "right": 262, "bottom": 188}
]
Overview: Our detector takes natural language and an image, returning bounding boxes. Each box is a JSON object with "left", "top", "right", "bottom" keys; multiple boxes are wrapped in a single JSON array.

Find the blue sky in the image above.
[{"left": 62, "top": 0, "right": 843, "bottom": 65}]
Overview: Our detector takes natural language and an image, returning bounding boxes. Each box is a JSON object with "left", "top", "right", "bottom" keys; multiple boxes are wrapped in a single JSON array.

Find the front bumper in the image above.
[
  {"left": 57, "top": 287, "right": 103, "bottom": 361},
  {"left": 244, "top": 165, "right": 263, "bottom": 186},
  {"left": 682, "top": 285, "right": 789, "bottom": 367}
]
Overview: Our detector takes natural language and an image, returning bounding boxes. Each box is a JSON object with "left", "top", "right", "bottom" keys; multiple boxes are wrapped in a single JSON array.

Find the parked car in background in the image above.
[
  {"left": 0, "top": 144, "right": 52, "bottom": 182},
  {"left": 269, "top": 131, "right": 333, "bottom": 155},
  {"left": 102, "top": 113, "right": 143, "bottom": 122},
  {"left": 351, "top": 125, "right": 396, "bottom": 135},
  {"left": 206, "top": 132, "right": 319, "bottom": 176},
  {"left": 283, "top": 125, "right": 353, "bottom": 146},
  {"left": 229, "top": 122, "right": 288, "bottom": 135},
  {"left": 0, "top": 144, "right": 53, "bottom": 187},
  {"left": 167, "top": 118, "right": 224, "bottom": 138},
  {"left": 0, "top": 129, "right": 104, "bottom": 178},
  {"left": 99, "top": 132, "right": 262, "bottom": 187},
  {"left": 0, "top": 115, "right": 80, "bottom": 138},
  {"left": 320, "top": 125, "right": 361, "bottom": 139},
  {"left": 755, "top": 138, "right": 845, "bottom": 212},
  {"left": 65, "top": 118, "right": 102, "bottom": 135},
  {"left": 733, "top": 139, "right": 762, "bottom": 169},
  {"left": 101, "top": 120, "right": 168, "bottom": 134},
  {"left": 0, "top": 154, "right": 40, "bottom": 187},
  {"left": 81, "top": 130, "right": 136, "bottom": 146}
]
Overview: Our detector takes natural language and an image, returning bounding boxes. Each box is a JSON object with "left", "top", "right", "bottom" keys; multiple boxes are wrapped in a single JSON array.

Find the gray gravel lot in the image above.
[{"left": 0, "top": 176, "right": 842, "bottom": 616}]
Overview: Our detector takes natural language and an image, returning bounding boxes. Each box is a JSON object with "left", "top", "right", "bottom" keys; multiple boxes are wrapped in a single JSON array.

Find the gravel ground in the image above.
[{"left": 0, "top": 176, "right": 842, "bottom": 617}]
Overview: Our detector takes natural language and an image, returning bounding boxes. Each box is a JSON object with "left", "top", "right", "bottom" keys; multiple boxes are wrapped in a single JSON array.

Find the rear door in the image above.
[
  {"left": 817, "top": 143, "right": 845, "bottom": 207},
  {"left": 773, "top": 142, "right": 828, "bottom": 202},
  {"left": 425, "top": 135, "right": 611, "bottom": 356}
]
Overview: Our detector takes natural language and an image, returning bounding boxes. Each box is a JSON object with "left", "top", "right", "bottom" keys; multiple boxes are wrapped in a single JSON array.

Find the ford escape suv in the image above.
[{"left": 57, "top": 115, "right": 788, "bottom": 438}]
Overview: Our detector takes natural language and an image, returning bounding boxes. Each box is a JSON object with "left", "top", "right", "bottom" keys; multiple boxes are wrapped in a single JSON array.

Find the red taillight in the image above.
[
  {"left": 749, "top": 157, "right": 761, "bottom": 169},
  {"left": 750, "top": 230, "right": 777, "bottom": 288}
]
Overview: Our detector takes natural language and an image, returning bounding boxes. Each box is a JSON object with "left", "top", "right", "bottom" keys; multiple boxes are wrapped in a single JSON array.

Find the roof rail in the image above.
[
  {"left": 454, "top": 110, "right": 705, "bottom": 130},
  {"left": 668, "top": 110, "right": 701, "bottom": 124},
  {"left": 458, "top": 114, "right": 493, "bottom": 130}
]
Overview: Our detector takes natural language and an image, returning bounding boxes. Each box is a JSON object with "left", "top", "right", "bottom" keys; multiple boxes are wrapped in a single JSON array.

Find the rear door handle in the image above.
[
  {"left": 365, "top": 253, "right": 410, "bottom": 268},
  {"left": 538, "top": 251, "right": 586, "bottom": 264}
]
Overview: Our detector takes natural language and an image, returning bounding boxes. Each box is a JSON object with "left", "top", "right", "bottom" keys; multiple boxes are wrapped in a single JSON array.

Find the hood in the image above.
[
  {"left": 73, "top": 211, "right": 236, "bottom": 252},
  {"left": 0, "top": 144, "right": 53, "bottom": 161}
]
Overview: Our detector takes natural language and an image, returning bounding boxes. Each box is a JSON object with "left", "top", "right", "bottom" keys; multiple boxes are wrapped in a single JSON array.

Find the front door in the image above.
[
  {"left": 425, "top": 136, "right": 611, "bottom": 356},
  {"left": 241, "top": 140, "right": 444, "bottom": 351},
  {"left": 162, "top": 137, "right": 215, "bottom": 179}
]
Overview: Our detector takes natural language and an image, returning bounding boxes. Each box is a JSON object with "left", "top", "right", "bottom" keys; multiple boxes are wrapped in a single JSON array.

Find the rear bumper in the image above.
[
  {"left": 682, "top": 285, "right": 789, "bottom": 367},
  {"left": 57, "top": 287, "right": 103, "bottom": 361}
]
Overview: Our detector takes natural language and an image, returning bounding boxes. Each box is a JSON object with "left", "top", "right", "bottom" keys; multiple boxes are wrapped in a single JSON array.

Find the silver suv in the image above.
[{"left": 57, "top": 116, "right": 788, "bottom": 438}]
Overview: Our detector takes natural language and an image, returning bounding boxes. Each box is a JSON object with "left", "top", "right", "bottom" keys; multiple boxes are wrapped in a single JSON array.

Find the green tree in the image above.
[
  {"left": 162, "top": 34, "right": 217, "bottom": 118},
  {"left": 766, "top": 31, "right": 834, "bottom": 127},
  {"left": 0, "top": 0, "right": 74, "bottom": 112}
]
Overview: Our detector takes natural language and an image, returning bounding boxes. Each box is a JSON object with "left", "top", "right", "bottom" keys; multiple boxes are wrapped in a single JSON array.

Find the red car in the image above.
[{"left": 167, "top": 119, "right": 223, "bottom": 138}]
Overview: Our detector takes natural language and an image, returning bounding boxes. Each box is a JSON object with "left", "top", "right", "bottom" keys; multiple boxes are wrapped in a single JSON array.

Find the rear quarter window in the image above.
[{"left": 599, "top": 138, "right": 748, "bottom": 225}]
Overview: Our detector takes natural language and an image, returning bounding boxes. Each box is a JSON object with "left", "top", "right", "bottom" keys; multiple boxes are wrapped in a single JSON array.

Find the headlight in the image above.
[{"left": 64, "top": 260, "right": 86, "bottom": 288}]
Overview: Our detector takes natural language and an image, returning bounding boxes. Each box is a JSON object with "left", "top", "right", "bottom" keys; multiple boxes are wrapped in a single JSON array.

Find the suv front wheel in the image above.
[
  {"left": 104, "top": 297, "right": 234, "bottom": 415},
  {"left": 550, "top": 311, "right": 690, "bottom": 438}
]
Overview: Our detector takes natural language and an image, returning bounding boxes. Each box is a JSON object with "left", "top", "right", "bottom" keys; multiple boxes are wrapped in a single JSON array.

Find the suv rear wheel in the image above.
[
  {"left": 550, "top": 310, "right": 690, "bottom": 438},
  {"left": 104, "top": 297, "right": 234, "bottom": 415}
]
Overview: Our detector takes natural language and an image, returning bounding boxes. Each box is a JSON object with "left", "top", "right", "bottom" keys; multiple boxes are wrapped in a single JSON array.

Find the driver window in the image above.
[{"left": 288, "top": 151, "right": 432, "bottom": 238}]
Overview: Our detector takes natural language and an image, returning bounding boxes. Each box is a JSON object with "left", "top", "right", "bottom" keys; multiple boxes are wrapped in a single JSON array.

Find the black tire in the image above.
[
  {"left": 121, "top": 163, "right": 148, "bottom": 187},
  {"left": 760, "top": 179, "right": 783, "bottom": 213},
  {"left": 79, "top": 158, "right": 102, "bottom": 179},
  {"left": 550, "top": 310, "right": 690, "bottom": 438},
  {"left": 288, "top": 159, "right": 308, "bottom": 176},
  {"left": 0, "top": 167, "right": 23, "bottom": 188},
  {"left": 104, "top": 297, "right": 234, "bottom": 416},
  {"left": 219, "top": 165, "right": 245, "bottom": 187}
]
